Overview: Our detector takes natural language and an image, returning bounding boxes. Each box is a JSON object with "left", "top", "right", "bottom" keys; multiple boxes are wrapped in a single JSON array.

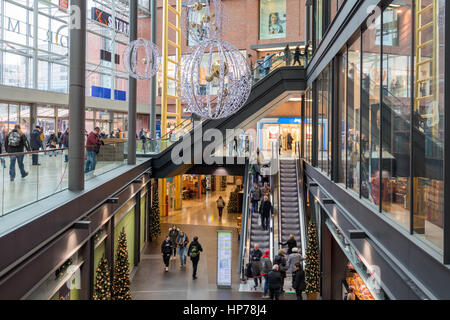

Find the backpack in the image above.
[
  {"left": 245, "top": 262, "right": 253, "bottom": 278},
  {"left": 190, "top": 243, "right": 199, "bottom": 258},
  {"left": 8, "top": 132, "right": 21, "bottom": 147}
]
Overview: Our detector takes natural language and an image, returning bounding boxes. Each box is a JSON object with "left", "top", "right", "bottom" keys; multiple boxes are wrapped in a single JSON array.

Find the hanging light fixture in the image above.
[
  {"left": 123, "top": 38, "right": 161, "bottom": 80},
  {"left": 178, "top": 38, "right": 252, "bottom": 119}
]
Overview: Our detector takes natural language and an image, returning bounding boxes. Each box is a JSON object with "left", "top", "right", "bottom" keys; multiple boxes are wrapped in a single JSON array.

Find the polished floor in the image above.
[{"left": 131, "top": 184, "right": 296, "bottom": 300}]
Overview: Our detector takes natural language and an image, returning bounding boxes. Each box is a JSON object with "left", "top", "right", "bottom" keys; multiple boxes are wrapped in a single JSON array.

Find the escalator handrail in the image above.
[
  {"left": 295, "top": 142, "right": 307, "bottom": 267},
  {"left": 238, "top": 167, "right": 253, "bottom": 278},
  {"left": 275, "top": 141, "right": 282, "bottom": 256}
]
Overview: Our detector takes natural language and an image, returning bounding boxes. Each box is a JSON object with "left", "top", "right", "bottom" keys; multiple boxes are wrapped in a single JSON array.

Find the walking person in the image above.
[
  {"left": 30, "top": 125, "right": 42, "bottom": 165},
  {"left": 284, "top": 44, "right": 291, "bottom": 66},
  {"left": 274, "top": 249, "right": 288, "bottom": 293},
  {"left": 161, "top": 236, "right": 173, "bottom": 272},
  {"left": 259, "top": 195, "right": 273, "bottom": 231},
  {"left": 292, "top": 262, "right": 306, "bottom": 300},
  {"left": 287, "top": 132, "right": 293, "bottom": 151},
  {"left": 261, "top": 182, "right": 271, "bottom": 199},
  {"left": 268, "top": 265, "right": 282, "bottom": 300},
  {"left": 280, "top": 234, "right": 298, "bottom": 255},
  {"left": 216, "top": 196, "right": 226, "bottom": 218},
  {"left": 62, "top": 128, "right": 69, "bottom": 162},
  {"left": 5, "top": 125, "right": 30, "bottom": 182},
  {"left": 169, "top": 225, "right": 179, "bottom": 260},
  {"left": 287, "top": 248, "right": 305, "bottom": 290},
  {"left": 293, "top": 46, "right": 302, "bottom": 66},
  {"left": 85, "top": 127, "right": 104, "bottom": 173},
  {"left": 46, "top": 131, "right": 58, "bottom": 157},
  {"left": 139, "top": 128, "right": 147, "bottom": 153},
  {"left": 250, "top": 182, "right": 261, "bottom": 213},
  {"left": 177, "top": 230, "right": 189, "bottom": 268},
  {"left": 261, "top": 250, "right": 272, "bottom": 298},
  {"left": 188, "top": 236, "right": 203, "bottom": 280},
  {"left": 278, "top": 133, "right": 282, "bottom": 155},
  {"left": 250, "top": 244, "right": 263, "bottom": 290},
  {"left": 57, "top": 131, "right": 63, "bottom": 149}
]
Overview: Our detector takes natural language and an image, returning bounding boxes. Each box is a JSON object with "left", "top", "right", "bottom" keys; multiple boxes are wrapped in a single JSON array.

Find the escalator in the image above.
[{"left": 279, "top": 159, "right": 302, "bottom": 249}]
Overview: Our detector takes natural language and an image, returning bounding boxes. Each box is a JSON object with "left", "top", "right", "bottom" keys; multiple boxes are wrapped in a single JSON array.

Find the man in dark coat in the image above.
[
  {"left": 30, "top": 125, "right": 42, "bottom": 165},
  {"left": 267, "top": 264, "right": 283, "bottom": 300},
  {"left": 62, "top": 129, "right": 69, "bottom": 162},
  {"left": 259, "top": 195, "right": 273, "bottom": 231},
  {"left": 250, "top": 243, "right": 263, "bottom": 289},
  {"left": 188, "top": 236, "right": 203, "bottom": 280},
  {"left": 292, "top": 262, "right": 306, "bottom": 300}
]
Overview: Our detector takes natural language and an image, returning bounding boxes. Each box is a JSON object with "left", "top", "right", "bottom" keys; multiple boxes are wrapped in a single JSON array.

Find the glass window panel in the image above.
[
  {"left": 20, "top": 105, "right": 30, "bottom": 136},
  {"left": 361, "top": 14, "right": 381, "bottom": 204},
  {"left": 381, "top": 2, "right": 412, "bottom": 231},
  {"left": 37, "top": 118, "right": 55, "bottom": 136},
  {"left": 37, "top": 106, "right": 55, "bottom": 117},
  {"left": 8, "top": 104, "right": 18, "bottom": 131},
  {"left": 412, "top": 0, "right": 444, "bottom": 251},
  {"left": 0, "top": 104, "right": 9, "bottom": 144},
  {"left": 337, "top": 52, "right": 347, "bottom": 183},
  {"left": 347, "top": 36, "right": 360, "bottom": 194},
  {"left": 58, "top": 108, "right": 69, "bottom": 118}
]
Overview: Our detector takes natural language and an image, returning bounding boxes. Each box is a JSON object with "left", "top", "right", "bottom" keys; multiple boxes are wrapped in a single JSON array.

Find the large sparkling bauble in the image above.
[
  {"left": 178, "top": 39, "right": 252, "bottom": 119},
  {"left": 184, "top": 0, "right": 225, "bottom": 44},
  {"left": 123, "top": 38, "right": 161, "bottom": 80}
]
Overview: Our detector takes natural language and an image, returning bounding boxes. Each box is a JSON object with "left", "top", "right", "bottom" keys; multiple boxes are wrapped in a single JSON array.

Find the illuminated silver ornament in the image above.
[
  {"left": 184, "top": 0, "right": 225, "bottom": 44},
  {"left": 123, "top": 38, "right": 161, "bottom": 80},
  {"left": 177, "top": 39, "right": 252, "bottom": 119}
]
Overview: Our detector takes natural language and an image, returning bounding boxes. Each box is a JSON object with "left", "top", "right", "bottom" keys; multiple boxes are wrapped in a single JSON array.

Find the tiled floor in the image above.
[{"left": 131, "top": 185, "right": 296, "bottom": 300}]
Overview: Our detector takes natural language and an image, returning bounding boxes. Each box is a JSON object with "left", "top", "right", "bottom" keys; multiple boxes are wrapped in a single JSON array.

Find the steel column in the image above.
[
  {"left": 150, "top": 0, "right": 157, "bottom": 139},
  {"left": 127, "top": 0, "right": 138, "bottom": 165},
  {"left": 68, "top": 0, "right": 86, "bottom": 191}
]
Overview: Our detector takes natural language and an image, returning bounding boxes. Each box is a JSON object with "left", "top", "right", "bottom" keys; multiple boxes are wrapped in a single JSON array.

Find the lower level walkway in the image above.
[{"left": 131, "top": 186, "right": 296, "bottom": 300}]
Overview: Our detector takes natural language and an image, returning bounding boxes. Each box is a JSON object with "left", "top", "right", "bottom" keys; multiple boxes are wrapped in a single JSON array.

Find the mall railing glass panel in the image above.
[{"left": 0, "top": 142, "right": 127, "bottom": 217}]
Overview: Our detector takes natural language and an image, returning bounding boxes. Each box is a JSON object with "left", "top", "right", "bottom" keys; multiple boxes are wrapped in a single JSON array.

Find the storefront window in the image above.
[
  {"left": 304, "top": 87, "right": 313, "bottom": 164},
  {"left": 347, "top": 37, "right": 360, "bottom": 194},
  {"left": 8, "top": 104, "right": 18, "bottom": 131},
  {"left": 412, "top": 1, "right": 445, "bottom": 251},
  {"left": 381, "top": 2, "right": 412, "bottom": 230},
  {"left": 20, "top": 105, "right": 30, "bottom": 135},
  {"left": 259, "top": 0, "right": 286, "bottom": 40},
  {"left": 361, "top": 15, "right": 381, "bottom": 205}
]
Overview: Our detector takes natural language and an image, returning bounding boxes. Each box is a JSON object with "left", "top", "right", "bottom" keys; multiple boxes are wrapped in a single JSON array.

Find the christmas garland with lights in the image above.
[{"left": 305, "top": 220, "right": 320, "bottom": 294}]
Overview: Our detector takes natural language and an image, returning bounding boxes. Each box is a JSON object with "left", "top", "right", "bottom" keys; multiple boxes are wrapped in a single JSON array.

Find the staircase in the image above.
[{"left": 279, "top": 159, "right": 301, "bottom": 249}]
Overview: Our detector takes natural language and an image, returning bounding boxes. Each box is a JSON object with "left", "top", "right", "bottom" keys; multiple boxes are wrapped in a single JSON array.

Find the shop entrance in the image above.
[{"left": 257, "top": 118, "right": 302, "bottom": 159}]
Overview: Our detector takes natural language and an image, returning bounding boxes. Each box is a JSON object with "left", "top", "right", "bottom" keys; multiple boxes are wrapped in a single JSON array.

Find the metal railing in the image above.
[
  {"left": 295, "top": 141, "right": 307, "bottom": 266},
  {"left": 238, "top": 166, "right": 253, "bottom": 279}
]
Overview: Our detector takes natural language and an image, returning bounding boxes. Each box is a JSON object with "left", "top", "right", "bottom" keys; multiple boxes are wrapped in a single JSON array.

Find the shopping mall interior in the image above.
[{"left": 0, "top": 0, "right": 449, "bottom": 303}]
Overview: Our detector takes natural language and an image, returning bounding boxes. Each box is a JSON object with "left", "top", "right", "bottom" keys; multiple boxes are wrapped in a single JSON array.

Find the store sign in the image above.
[
  {"left": 4, "top": 16, "right": 68, "bottom": 48},
  {"left": 91, "top": 7, "right": 130, "bottom": 35},
  {"left": 216, "top": 230, "right": 232, "bottom": 287}
]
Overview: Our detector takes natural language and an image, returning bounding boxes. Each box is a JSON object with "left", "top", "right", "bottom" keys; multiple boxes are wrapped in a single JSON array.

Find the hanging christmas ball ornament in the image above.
[
  {"left": 183, "top": 0, "right": 226, "bottom": 44},
  {"left": 123, "top": 38, "right": 161, "bottom": 80},
  {"left": 178, "top": 39, "right": 252, "bottom": 119}
]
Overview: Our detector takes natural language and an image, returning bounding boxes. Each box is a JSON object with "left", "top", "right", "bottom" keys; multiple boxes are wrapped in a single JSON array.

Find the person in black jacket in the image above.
[
  {"left": 188, "top": 236, "right": 203, "bottom": 280},
  {"left": 169, "top": 225, "right": 179, "bottom": 260},
  {"left": 250, "top": 243, "right": 263, "bottom": 289},
  {"left": 5, "top": 125, "right": 30, "bottom": 181},
  {"left": 259, "top": 195, "right": 273, "bottom": 231},
  {"left": 267, "top": 265, "right": 282, "bottom": 300},
  {"left": 292, "top": 262, "right": 306, "bottom": 300},
  {"left": 161, "top": 236, "right": 173, "bottom": 272},
  {"left": 30, "top": 125, "right": 42, "bottom": 165},
  {"left": 280, "top": 234, "right": 297, "bottom": 255},
  {"left": 274, "top": 249, "right": 288, "bottom": 293}
]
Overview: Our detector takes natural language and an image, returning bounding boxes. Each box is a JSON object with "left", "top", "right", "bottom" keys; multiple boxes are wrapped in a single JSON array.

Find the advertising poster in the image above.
[
  {"left": 259, "top": 0, "right": 286, "bottom": 40},
  {"left": 216, "top": 230, "right": 232, "bottom": 287}
]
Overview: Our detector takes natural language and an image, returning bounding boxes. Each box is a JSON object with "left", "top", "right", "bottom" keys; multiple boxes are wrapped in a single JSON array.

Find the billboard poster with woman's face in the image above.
[{"left": 259, "top": 0, "right": 286, "bottom": 40}]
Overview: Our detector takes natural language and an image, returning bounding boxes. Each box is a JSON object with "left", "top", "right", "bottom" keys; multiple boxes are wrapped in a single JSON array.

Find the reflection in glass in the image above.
[
  {"left": 412, "top": 1, "right": 444, "bottom": 251},
  {"left": 337, "top": 53, "right": 347, "bottom": 183},
  {"left": 361, "top": 17, "right": 381, "bottom": 204},
  {"left": 381, "top": 2, "right": 412, "bottom": 230},
  {"left": 347, "top": 37, "right": 360, "bottom": 194}
]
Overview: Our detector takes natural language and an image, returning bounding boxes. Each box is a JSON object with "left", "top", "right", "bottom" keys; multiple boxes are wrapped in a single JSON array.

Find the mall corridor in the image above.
[{"left": 131, "top": 186, "right": 295, "bottom": 300}]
